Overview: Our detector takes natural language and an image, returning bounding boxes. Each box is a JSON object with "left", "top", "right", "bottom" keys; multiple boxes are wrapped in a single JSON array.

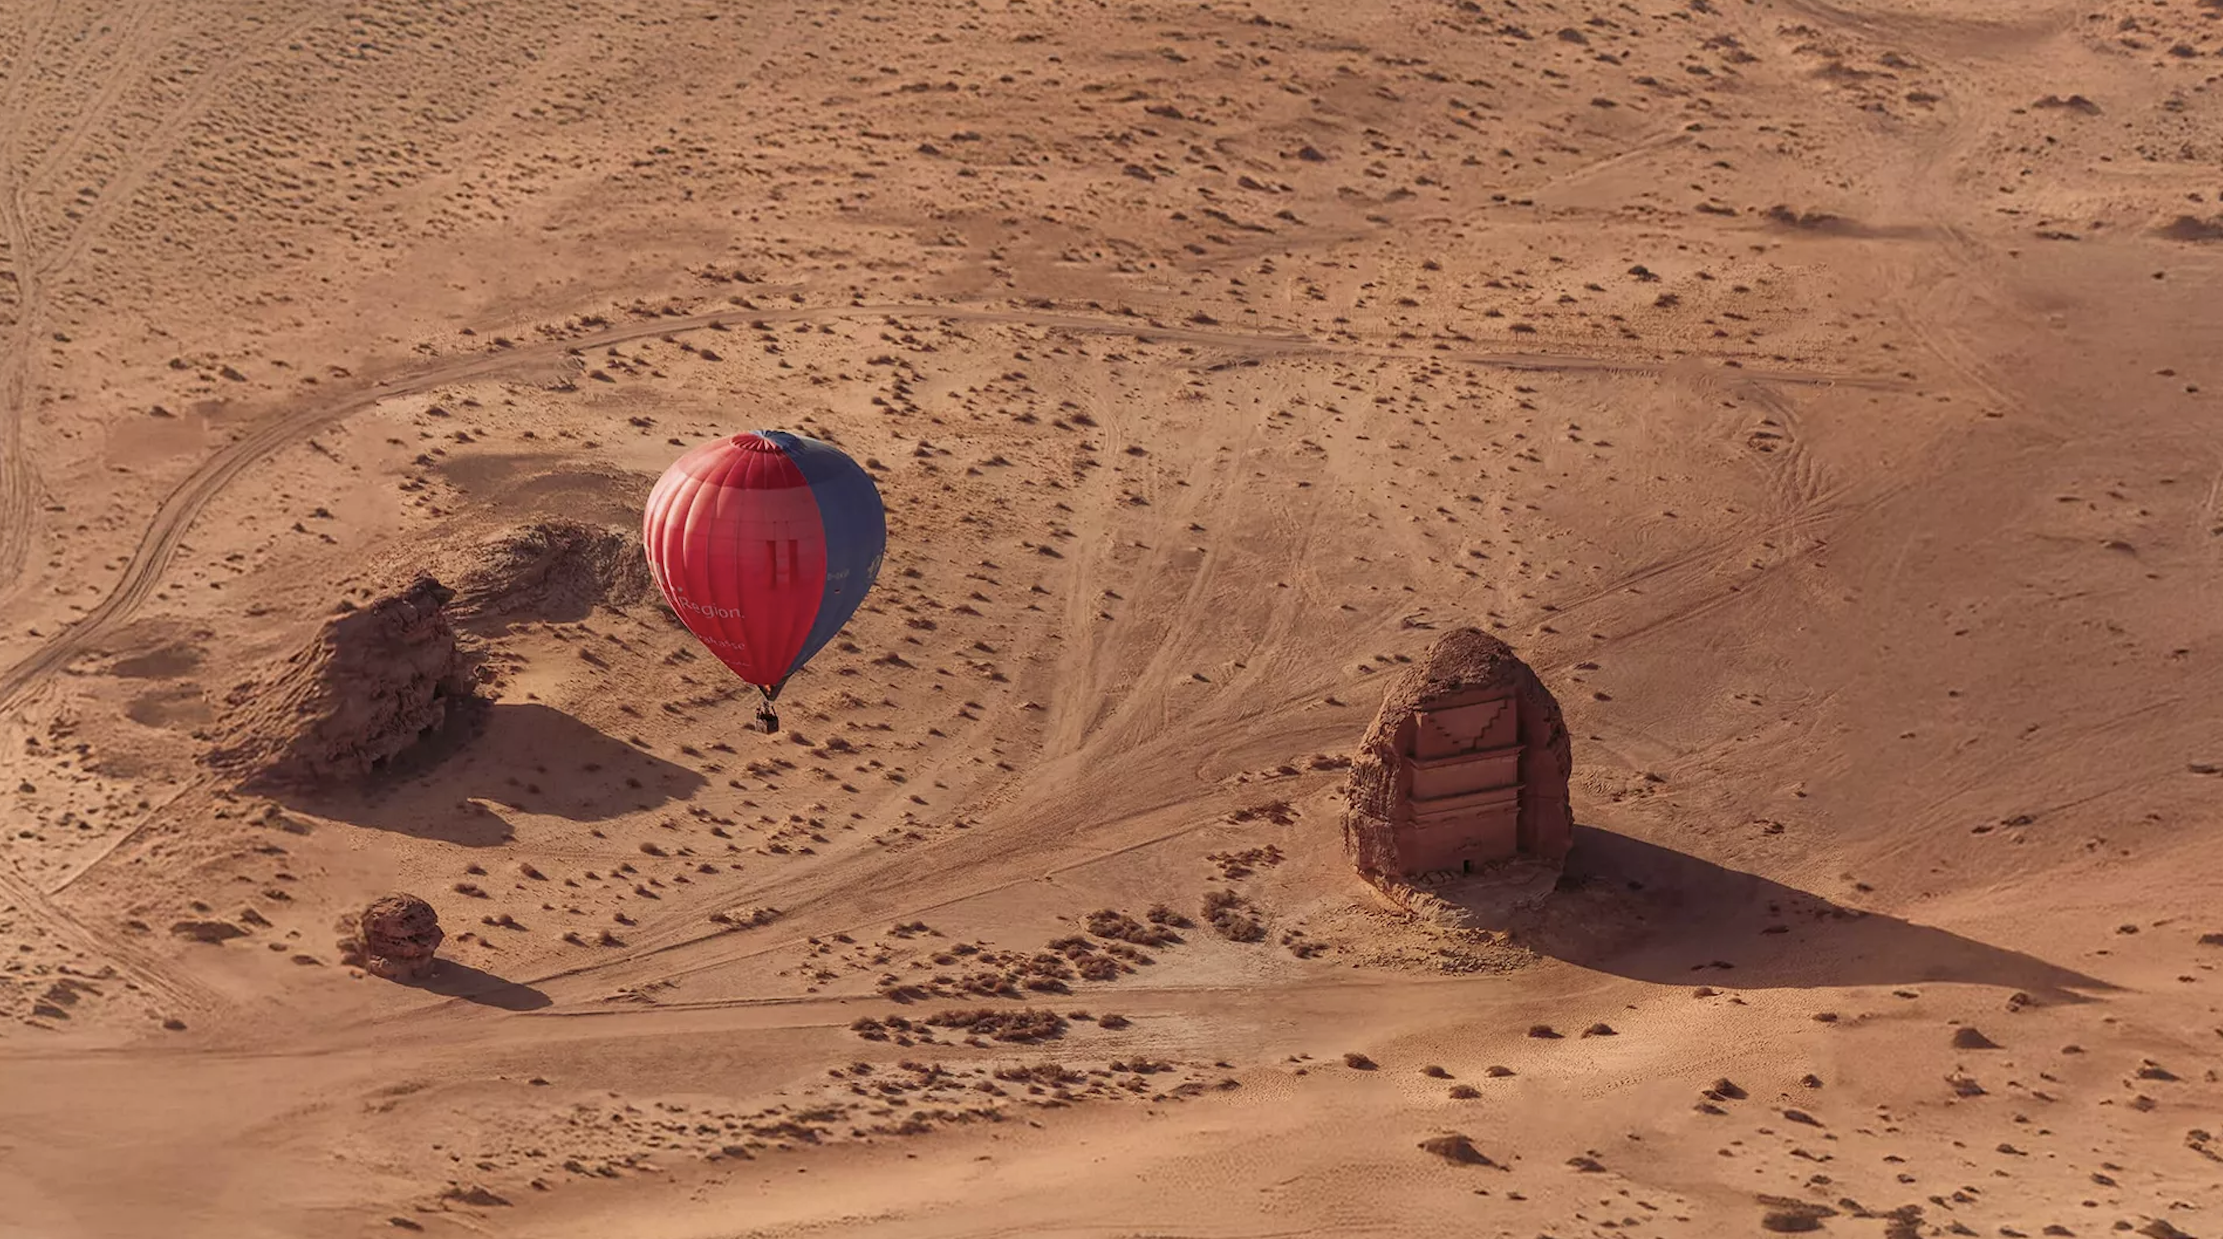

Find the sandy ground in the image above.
[{"left": 2, "top": 0, "right": 2222, "bottom": 1235}]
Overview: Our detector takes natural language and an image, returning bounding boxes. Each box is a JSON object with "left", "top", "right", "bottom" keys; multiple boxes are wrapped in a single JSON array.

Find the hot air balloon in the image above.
[{"left": 642, "top": 430, "right": 886, "bottom": 733}]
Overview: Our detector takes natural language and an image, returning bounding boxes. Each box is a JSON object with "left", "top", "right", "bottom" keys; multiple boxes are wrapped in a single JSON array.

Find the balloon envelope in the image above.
[{"left": 642, "top": 430, "right": 886, "bottom": 692}]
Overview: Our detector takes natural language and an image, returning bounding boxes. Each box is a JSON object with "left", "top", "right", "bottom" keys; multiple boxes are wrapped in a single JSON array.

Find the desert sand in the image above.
[{"left": 2, "top": 0, "right": 2221, "bottom": 1235}]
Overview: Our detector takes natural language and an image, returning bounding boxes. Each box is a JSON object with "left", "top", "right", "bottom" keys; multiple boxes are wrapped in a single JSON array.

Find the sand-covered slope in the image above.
[{"left": 1, "top": 1, "right": 2219, "bottom": 1236}]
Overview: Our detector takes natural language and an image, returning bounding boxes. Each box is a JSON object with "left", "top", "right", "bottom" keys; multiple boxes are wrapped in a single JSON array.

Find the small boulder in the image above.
[{"left": 355, "top": 894, "right": 444, "bottom": 981}]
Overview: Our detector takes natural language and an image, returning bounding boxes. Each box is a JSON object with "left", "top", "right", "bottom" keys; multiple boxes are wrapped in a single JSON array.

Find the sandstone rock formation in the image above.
[
  {"left": 204, "top": 576, "right": 476, "bottom": 788},
  {"left": 351, "top": 894, "right": 444, "bottom": 981},
  {"left": 1342, "top": 629, "right": 1573, "bottom": 889},
  {"left": 444, "top": 519, "right": 654, "bottom": 625}
]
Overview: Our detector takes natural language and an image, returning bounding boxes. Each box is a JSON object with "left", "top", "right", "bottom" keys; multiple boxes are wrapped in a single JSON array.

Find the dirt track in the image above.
[{"left": 0, "top": 300, "right": 1898, "bottom": 713}]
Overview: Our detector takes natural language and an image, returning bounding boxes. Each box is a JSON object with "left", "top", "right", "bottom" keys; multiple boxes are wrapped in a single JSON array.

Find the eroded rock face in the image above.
[
  {"left": 205, "top": 575, "right": 475, "bottom": 787},
  {"left": 357, "top": 893, "right": 443, "bottom": 981},
  {"left": 1342, "top": 629, "right": 1573, "bottom": 886},
  {"left": 446, "top": 519, "right": 653, "bottom": 624}
]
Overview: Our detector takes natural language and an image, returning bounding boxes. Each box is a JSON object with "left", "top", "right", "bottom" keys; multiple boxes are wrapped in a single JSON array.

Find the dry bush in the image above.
[
  {"left": 1087, "top": 908, "right": 1182, "bottom": 946},
  {"left": 875, "top": 979, "right": 933, "bottom": 1003},
  {"left": 1226, "top": 800, "right": 1297, "bottom": 826},
  {"left": 1047, "top": 934, "right": 1134, "bottom": 982},
  {"left": 1202, "top": 890, "right": 1266, "bottom": 942},
  {"left": 994, "top": 1061, "right": 1086, "bottom": 1086},
  {"left": 925, "top": 1007, "right": 1069, "bottom": 1043},
  {"left": 1206, "top": 844, "right": 1285, "bottom": 879}
]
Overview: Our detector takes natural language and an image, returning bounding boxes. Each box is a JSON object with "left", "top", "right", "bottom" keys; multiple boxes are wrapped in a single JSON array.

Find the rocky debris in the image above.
[
  {"left": 708, "top": 905, "right": 783, "bottom": 930},
  {"left": 205, "top": 576, "right": 475, "bottom": 787},
  {"left": 1419, "top": 1133, "right": 1496, "bottom": 1166},
  {"left": 345, "top": 893, "right": 445, "bottom": 981},
  {"left": 1341, "top": 628, "right": 1573, "bottom": 887},
  {"left": 21, "top": 976, "right": 105, "bottom": 1021},
  {"left": 444, "top": 519, "right": 654, "bottom": 624}
]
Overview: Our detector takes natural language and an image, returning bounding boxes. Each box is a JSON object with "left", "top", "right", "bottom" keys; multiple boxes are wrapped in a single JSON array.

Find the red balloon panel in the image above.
[{"left": 643, "top": 436, "right": 832, "bottom": 688}]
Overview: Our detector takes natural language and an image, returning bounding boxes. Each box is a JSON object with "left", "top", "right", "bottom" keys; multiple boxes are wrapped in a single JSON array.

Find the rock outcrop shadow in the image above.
[
  {"left": 1515, "top": 825, "right": 2117, "bottom": 1003},
  {"left": 411, "top": 959, "right": 552, "bottom": 1011},
  {"left": 284, "top": 700, "right": 709, "bottom": 846}
]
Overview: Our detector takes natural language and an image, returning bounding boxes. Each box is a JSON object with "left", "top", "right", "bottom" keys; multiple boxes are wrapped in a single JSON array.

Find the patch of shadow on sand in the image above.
[
  {"left": 281, "top": 700, "right": 708, "bottom": 846},
  {"left": 408, "top": 959, "right": 551, "bottom": 1011},
  {"left": 1513, "top": 825, "right": 2117, "bottom": 1004},
  {"left": 2154, "top": 215, "right": 2223, "bottom": 243},
  {"left": 108, "top": 643, "right": 204, "bottom": 679}
]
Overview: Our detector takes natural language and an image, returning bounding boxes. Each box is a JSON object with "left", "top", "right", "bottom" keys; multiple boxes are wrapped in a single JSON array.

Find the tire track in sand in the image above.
[
  {"left": 0, "top": 301, "right": 1903, "bottom": 718},
  {"left": 32, "top": 7, "right": 328, "bottom": 286},
  {"left": 0, "top": 187, "right": 43, "bottom": 606},
  {"left": 0, "top": 4, "right": 325, "bottom": 606},
  {"left": 0, "top": 2, "right": 64, "bottom": 605},
  {"left": 12, "top": 1, "right": 170, "bottom": 221}
]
